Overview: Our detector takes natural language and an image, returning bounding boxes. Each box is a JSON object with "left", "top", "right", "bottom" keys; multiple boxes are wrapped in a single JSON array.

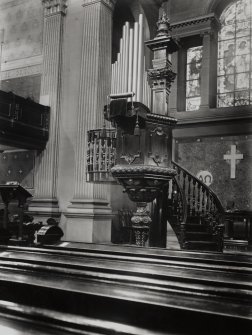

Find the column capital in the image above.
[
  {"left": 82, "top": 0, "right": 116, "bottom": 11},
  {"left": 42, "top": 0, "right": 67, "bottom": 16}
]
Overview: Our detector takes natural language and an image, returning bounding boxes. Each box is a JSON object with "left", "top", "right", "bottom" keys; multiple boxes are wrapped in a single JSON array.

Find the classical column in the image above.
[
  {"left": 65, "top": 0, "right": 115, "bottom": 243},
  {"left": 29, "top": 0, "right": 67, "bottom": 220},
  {"left": 200, "top": 31, "right": 218, "bottom": 110}
]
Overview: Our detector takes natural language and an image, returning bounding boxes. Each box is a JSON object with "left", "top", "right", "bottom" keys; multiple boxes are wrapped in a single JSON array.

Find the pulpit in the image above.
[{"left": 0, "top": 184, "right": 32, "bottom": 243}]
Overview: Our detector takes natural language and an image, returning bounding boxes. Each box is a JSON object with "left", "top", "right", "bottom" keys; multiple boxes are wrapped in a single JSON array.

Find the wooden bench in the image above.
[{"left": 0, "top": 244, "right": 251, "bottom": 334}]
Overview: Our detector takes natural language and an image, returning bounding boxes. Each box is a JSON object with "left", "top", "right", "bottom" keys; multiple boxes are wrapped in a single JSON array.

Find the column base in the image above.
[
  {"left": 63, "top": 199, "right": 113, "bottom": 243},
  {"left": 28, "top": 198, "right": 60, "bottom": 223}
]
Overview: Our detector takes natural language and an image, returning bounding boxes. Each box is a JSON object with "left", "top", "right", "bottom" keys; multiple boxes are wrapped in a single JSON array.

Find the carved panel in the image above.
[{"left": 148, "top": 126, "right": 169, "bottom": 166}]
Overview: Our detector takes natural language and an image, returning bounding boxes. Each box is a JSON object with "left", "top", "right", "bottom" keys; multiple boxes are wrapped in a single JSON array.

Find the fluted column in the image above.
[
  {"left": 29, "top": 0, "right": 67, "bottom": 220},
  {"left": 65, "top": 0, "right": 115, "bottom": 242}
]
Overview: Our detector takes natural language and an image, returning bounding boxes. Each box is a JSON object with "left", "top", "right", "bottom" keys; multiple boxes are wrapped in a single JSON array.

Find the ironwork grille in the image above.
[{"left": 86, "top": 128, "right": 117, "bottom": 183}]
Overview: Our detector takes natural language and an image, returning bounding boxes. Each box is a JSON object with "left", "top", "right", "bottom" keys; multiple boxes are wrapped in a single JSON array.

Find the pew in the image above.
[{"left": 0, "top": 243, "right": 251, "bottom": 334}]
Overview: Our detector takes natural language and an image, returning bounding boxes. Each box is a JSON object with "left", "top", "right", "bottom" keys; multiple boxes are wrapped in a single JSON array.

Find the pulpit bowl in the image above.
[{"left": 111, "top": 165, "right": 177, "bottom": 246}]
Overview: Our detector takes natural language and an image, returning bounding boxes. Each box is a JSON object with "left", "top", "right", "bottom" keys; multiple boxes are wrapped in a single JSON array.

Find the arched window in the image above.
[{"left": 217, "top": 0, "right": 252, "bottom": 107}]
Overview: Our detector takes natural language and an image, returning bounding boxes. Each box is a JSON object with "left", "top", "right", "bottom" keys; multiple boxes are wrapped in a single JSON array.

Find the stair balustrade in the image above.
[{"left": 171, "top": 161, "right": 225, "bottom": 251}]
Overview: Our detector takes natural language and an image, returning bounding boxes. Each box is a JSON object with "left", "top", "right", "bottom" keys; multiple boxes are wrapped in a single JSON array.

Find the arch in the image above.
[{"left": 207, "top": 0, "right": 237, "bottom": 17}]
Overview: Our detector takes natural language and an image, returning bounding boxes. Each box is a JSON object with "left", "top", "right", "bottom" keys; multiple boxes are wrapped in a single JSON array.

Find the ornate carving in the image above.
[
  {"left": 42, "top": 0, "right": 67, "bottom": 16},
  {"left": 121, "top": 152, "right": 141, "bottom": 165},
  {"left": 131, "top": 202, "right": 152, "bottom": 247},
  {"left": 111, "top": 164, "right": 176, "bottom": 176},
  {"left": 148, "top": 67, "right": 177, "bottom": 99},
  {"left": 148, "top": 127, "right": 169, "bottom": 166},
  {"left": 146, "top": 113, "right": 177, "bottom": 126},
  {"left": 156, "top": 12, "right": 171, "bottom": 38},
  {"left": 111, "top": 165, "right": 177, "bottom": 203},
  {"left": 148, "top": 67, "right": 176, "bottom": 82}
]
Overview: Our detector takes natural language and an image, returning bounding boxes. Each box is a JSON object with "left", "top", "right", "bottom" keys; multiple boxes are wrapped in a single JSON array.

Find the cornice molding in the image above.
[
  {"left": 170, "top": 106, "right": 252, "bottom": 126},
  {"left": 1, "top": 64, "right": 42, "bottom": 80},
  {"left": 171, "top": 13, "right": 219, "bottom": 29},
  {"left": 171, "top": 13, "right": 220, "bottom": 37},
  {"left": 42, "top": 0, "right": 67, "bottom": 16},
  {"left": 82, "top": 0, "right": 116, "bottom": 11}
]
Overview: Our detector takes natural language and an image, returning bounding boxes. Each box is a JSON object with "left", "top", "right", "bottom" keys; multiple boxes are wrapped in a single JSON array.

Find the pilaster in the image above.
[
  {"left": 200, "top": 31, "right": 218, "bottom": 110},
  {"left": 29, "top": 0, "right": 67, "bottom": 220},
  {"left": 64, "top": 0, "right": 115, "bottom": 243},
  {"left": 168, "top": 51, "right": 178, "bottom": 113}
]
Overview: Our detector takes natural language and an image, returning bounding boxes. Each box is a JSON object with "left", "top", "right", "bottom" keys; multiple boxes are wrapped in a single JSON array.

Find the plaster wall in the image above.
[
  {"left": 0, "top": 0, "right": 43, "bottom": 63},
  {"left": 175, "top": 135, "right": 252, "bottom": 210}
]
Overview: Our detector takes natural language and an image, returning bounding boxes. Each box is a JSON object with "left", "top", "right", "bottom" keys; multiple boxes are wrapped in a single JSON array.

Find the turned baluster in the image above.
[
  {"left": 187, "top": 176, "right": 191, "bottom": 216},
  {"left": 205, "top": 190, "right": 210, "bottom": 215},
  {"left": 192, "top": 179, "right": 196, "bottom": 216},
  {"left": 197, "top": 183, "right": 201, "bottom": 216},
  {"left": 171, "top": 180, "right": 177, "bottom": 215},
  {"left": 201, "top": 188, "right": 206, "bottom": 216},
  {"left": 178, "top": 190, "right": 183, "bottom": 223},
  {"left": 182, "top": 172, "right": 186, "bottom": 196},
  {"left": 90, "top": 131, "right": 95, "bottom": 181},
  {"left": 209, "top": 195, "right": 214, "bottom": 214},
  {"left": 179, "top": 221, "right": 186, "bottom": 249}
]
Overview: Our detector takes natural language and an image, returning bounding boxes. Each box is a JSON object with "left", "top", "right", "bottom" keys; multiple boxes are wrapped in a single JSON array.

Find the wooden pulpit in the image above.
[{"left": 0, "top": 184, "right": 32, "bottom": 242}]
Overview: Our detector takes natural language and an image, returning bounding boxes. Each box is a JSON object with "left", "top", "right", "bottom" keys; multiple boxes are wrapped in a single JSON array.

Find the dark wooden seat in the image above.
[{"left": 0, "top": 243, "right": 251, "bottom": 334}]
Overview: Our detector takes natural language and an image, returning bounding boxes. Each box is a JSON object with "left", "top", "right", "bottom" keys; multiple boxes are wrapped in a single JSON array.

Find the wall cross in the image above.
[{"left": 223, "top": 144, "right": 243, "bottom": 179}]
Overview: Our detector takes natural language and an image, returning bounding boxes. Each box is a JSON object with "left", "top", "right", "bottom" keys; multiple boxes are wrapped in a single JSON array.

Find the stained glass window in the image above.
[
  {"left": 217, "top": 0, "right": 252, "bottom": 107},
  {"left": 186, "top": 46, "right": 203, "bottom": 111}
]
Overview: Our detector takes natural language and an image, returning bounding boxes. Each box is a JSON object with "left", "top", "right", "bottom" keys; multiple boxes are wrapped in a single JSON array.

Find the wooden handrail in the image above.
[{"left": 172, "top": 160, "right": 225, "bottom": 215}]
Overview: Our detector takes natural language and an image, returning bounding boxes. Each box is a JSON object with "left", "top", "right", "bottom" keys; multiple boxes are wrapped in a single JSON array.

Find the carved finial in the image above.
[{"left": 156, "top": 11, "right": 170, "bottom": 38}]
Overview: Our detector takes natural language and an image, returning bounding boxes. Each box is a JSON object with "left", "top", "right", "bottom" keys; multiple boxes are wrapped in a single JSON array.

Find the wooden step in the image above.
[
  {"left": 185, "top": 231, "right": 213, "bottom": 241},
  {"left": 185, "top": 241, "right": 219, "bottom": 251},
  {"left": 184, "top": 223, "right": 207, "bottom": 232},
  {"left": 186, "top": 215, "right": 202, "bottom": 224}
]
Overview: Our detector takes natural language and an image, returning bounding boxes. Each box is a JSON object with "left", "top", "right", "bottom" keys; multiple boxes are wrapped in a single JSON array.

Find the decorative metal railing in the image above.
[{"left": 86, "top": 128, "right": 116, "bottom": 183}]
